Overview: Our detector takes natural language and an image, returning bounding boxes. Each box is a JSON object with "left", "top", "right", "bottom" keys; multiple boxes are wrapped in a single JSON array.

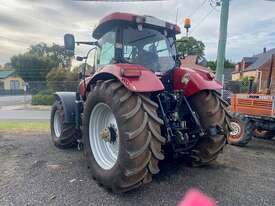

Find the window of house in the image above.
[
  {"left": 0, "top": 81, "right": 4, "bottom": 90},
  {"left": 10, "top": 80, "right": 20, "bottom": 90}
]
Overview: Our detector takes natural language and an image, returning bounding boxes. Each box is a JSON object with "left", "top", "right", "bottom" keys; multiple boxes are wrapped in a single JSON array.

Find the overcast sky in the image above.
[{"left": 0, "top": 0, "right": 275, "bottom": 65}]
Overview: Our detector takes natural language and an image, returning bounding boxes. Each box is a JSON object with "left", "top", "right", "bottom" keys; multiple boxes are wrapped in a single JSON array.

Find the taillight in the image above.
[{"left": 120, "top": 68, "right": 141, "bottom": 78}]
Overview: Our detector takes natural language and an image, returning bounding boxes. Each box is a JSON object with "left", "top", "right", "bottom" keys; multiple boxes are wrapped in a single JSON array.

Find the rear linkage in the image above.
[{"left": 156, "top": 91, "right": 225, "bottom": 155}]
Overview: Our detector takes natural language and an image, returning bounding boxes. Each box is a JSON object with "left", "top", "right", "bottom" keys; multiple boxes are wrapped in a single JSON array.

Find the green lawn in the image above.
[{"left": 0, "top": 120, "right": 50, "bottom": 134}]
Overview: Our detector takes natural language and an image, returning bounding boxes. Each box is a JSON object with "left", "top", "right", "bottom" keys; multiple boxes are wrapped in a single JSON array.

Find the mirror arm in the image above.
[{"left": 76, "top": 41, "right": 98, "bottom": 46}]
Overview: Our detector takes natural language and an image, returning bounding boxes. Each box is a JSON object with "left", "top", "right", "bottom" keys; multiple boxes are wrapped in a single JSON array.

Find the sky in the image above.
[{"left": 0, "top": 0, "right": 275, "bottom": 65}]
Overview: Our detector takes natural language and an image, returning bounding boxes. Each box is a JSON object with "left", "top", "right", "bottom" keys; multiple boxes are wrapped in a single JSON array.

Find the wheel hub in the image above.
[
  {"left": 230, "top": 121, "right": 241, "bottom": 137},
  {"left": 100, "top": 124, "right": 117, "bottom": 144},
  {"left": 100, "top": 128, "right": 111, "bottom": 142}
]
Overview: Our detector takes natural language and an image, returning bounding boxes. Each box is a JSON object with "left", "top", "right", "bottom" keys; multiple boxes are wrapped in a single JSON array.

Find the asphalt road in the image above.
[
  {"left": 1, "top": 133, "right": 275, "bottom": 206},
  {"left": 0, "top": 110, "right": 50, "bottom": 120},
  {"left": 0, "top": 95, "right": 50, "bottom": 120}
]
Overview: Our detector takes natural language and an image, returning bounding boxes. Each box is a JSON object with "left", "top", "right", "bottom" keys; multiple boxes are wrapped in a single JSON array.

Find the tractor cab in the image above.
[{"left": 93, "top": 12, "right": 180, "bottom": 73}]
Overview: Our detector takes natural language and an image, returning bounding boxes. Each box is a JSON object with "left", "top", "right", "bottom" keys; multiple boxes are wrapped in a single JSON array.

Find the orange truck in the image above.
[{"left": 227, "top": 55, "right": 275, "bottom": 146}]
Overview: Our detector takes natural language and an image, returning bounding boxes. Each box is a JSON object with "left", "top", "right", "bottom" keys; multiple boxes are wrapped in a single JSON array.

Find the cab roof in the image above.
[{"left": 92, "top": 12, "right": 181, "bottom": 39}]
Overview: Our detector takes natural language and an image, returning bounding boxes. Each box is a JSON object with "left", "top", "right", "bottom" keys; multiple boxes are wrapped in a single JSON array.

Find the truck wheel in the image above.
[
  {"left": 227, "top": 113, "right": 252, "bottom": 146},
  {"left": 189, "top": 90, "right": 230, "bottom": 166},
  {"left": 83, "top": 80, "right": 165, "bottom": 193},
  {"left": 50, "top": 100, "right": 76, "bottom": 149},
  {"left": 253, "top": 129, "right": 275, "bottom": 140}
]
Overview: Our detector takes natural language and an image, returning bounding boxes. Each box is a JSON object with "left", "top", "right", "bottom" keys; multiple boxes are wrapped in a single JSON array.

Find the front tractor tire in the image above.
[
  {"left": 50, "top": 101, "right": 77, "bottom": 149},
  {"left": 227, "top": 113, "right": 253, "bottom": 147},
  {"left": 83, "top": 79, "right": 165, "bottom": 193},
  {"left": 189, "top": 90, "right": 231, "bottom": 166}
]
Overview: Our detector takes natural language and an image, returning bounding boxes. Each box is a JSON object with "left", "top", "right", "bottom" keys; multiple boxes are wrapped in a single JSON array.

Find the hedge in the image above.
[{"left": 31, "top": 94, "right": 55, "bottom": 105}]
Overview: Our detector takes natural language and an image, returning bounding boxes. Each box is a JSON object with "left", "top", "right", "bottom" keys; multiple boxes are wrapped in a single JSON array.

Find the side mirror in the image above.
[{"left": 64, "top": 34, "right": 75, "bottom": 56}]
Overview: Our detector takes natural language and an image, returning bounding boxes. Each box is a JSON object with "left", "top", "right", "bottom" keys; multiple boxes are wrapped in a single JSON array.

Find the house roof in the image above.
[
  {"left": 0, "top": 70, "right": 15, "bottom": 79},
  {"left": 243, "top": 57, "right": 257, "bottom": 64},
  {"left": 181, "top": 55, "right": 212, "bottom": 72},
  {"left": 246, "top": 48, "right": 275, "bottom": 71}
]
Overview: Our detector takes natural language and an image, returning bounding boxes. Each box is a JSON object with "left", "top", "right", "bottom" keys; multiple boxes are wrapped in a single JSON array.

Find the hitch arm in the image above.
[
  {"left": 182, "top": 95, "right": 205, "bottom": 136},
  {"left": 157, "top": 94, "right": 173, "bottom": 142}
]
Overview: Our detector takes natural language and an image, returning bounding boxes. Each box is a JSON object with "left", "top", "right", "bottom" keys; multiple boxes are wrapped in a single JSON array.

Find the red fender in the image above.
[
  {"left": 173, "top": 66, "right": 222, "bottom": 97},
  {"left": 79, "top": 64, "right": 164, "bottom": 97}
]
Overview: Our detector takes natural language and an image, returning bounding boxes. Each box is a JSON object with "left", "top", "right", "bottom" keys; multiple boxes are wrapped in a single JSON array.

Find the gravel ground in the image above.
[{"left": 1, "top": 133, "right": 275, "bottom": 206}]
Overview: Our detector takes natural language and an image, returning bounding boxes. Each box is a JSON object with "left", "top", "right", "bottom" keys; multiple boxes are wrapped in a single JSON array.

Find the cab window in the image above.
[{"left": 98, "top": 30, "right": 116, "bottom": 65}]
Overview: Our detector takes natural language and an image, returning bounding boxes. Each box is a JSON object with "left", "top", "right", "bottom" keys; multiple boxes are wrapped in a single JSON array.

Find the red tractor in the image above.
[{"left": 50, "top": 12, "right": 231, "bottom": 192}]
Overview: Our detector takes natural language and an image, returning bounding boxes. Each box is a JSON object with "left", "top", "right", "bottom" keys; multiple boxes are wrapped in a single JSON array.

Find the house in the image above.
[
  {"left": 181, "top": 55, "right": 212, "bottom": 72},
  {"left": 232, "top": 48, "right": 275, "bottom": 92},
  {"left": 0, "top": 70, "right": 25, "bottom": 94}
]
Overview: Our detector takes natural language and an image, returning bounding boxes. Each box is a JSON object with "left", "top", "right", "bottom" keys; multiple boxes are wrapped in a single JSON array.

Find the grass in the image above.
[{"left": 0, "top": 120, "right": 50, "bottom": 134}]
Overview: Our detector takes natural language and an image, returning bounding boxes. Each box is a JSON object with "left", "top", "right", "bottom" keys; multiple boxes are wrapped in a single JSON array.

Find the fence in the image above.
[{"left": 0, "top": 81, "right": 80, "bottom": 96}]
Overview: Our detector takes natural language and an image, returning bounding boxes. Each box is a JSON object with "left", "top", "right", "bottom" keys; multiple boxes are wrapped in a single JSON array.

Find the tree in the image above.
[
  {"left": 224, "top": 59, "right": 235, "bottom": 68},
  {"left": 29, "top": 43, "right": 71, "bottom": 68},
  {"left": 207, "top": 59, "right": 235, "bottom": 71},
  {"left": 176, "top": 36, "right": 205, "bottom": 58},
  {"left": 4, "top": 62, "right": 13, "bottom": 69},
  {"left": 207, "top": 60, "right": 216, "bottom": 71},
  {"left": 10, "top": 53, "right": 55, "bottom": 82},
  {"left": 9, "top": 42, "right": 72, "bottom": 82}
]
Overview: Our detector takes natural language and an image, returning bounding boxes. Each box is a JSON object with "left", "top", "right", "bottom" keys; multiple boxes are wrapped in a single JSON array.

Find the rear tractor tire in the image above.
[
  {"left": 253, "top": 129, "right": 275, "bottom": 140},
  {"left": 189, "top": 90, "right": 231, "bottom": 166},
  {"left": 50, "top": 100, "right": 77, "bottom": 149},
  {"left": 227, "top": 113, "right": 253, "bottom": 147},
  {"left": 83, "top": 79, "right": 165, "bottom": 193}
]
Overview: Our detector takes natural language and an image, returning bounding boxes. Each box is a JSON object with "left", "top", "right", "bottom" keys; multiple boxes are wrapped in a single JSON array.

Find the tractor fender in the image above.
[
  {"left": 54, "top": 92, "right": 76, "bottom": 124},
  {"left": 84, "top": 64, "right": 164, "bottom": 94},
  {"left": 173, "top": 66, "right": 222, "bottom": 96}
]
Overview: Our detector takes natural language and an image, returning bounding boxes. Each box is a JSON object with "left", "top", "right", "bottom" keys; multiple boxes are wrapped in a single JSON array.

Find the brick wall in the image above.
[{"left": 259, "top": 55, "right": 275, "bottom": 94}]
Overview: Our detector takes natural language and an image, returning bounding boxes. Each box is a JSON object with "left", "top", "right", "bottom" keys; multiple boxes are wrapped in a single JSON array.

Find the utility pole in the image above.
[{"left": 215, "top": 0, "right": 230, "bottom": 81}]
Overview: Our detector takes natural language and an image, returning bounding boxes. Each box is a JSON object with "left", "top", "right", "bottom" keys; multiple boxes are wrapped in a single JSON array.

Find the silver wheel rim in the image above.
[
  {"left": 54, "top": 111, "right": 62, "bottom": 138},
  {"left": 230, "top": 122, "right": 241, "bottom": 136},
  {"left": 89, "top": 103, "right": 119, "bottom": 170}
]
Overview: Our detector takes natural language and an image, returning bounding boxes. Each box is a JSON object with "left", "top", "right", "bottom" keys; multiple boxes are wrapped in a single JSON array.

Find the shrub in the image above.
[
  {"left": 31, "top": 94, "right": 55, "bottom": 105},
  {"left": 240, "top": 77, "right": 257, "bottom": 93}
]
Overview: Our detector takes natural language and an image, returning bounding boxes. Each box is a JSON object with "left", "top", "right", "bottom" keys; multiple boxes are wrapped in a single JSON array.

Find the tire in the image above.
[
  {"left": 189, "top": 90, "right": 231, "bottom": 166},
  {"left": 227, "top": 113, "right": 252, "bottom": 146},
  {"left": 50, "top": 100, "right": 77, "bottom": 149},
  {"left": 83, "top": 79, "right": 165, "bottom": 193},
  {"left": 253, "top": 129, "right": 275, "bottom": 140}
]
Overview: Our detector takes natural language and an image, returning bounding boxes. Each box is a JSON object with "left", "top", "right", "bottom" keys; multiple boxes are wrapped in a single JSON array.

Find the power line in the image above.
[
  {"left": 188, "top": 0, "right": 209, "bottom": 18},
  {"left": 190, "top": 8, "right": 215, "bottom": 35}
]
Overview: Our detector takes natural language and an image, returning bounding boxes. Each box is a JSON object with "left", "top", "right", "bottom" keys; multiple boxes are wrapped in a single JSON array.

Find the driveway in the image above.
[
  {"left": 1, "top": 133, "right": 275, "bottom": 206},
  {"left": 0, "top": 95, "right": 31, "bottom": 107}
]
